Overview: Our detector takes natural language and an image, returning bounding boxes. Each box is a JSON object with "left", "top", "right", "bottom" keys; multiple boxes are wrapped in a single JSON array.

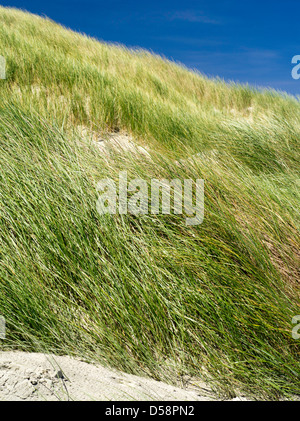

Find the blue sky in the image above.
[{"left": 1, "top": 0, "right": 300, "bottom": 95}]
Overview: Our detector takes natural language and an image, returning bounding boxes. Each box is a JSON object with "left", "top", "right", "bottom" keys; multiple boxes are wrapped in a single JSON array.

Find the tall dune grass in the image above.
[{"left": 0, "top": 6, "right": 299, "bottom": 399}]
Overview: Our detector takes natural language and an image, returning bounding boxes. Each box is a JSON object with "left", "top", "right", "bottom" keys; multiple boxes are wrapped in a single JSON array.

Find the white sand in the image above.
[{"left": 0, "top": 352, "right": 222, "bottom": 401}]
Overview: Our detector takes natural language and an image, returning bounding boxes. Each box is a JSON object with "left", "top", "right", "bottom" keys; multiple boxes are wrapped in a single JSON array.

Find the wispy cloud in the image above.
[
  {"left": 152, "top": 36, "right": 225, "bottom": 47},
  {"left": 167, "top": 10, "right": 219, "bottom": 25},
  {"left": 174, "top": 48, "right": 281, "bottom": 80}
]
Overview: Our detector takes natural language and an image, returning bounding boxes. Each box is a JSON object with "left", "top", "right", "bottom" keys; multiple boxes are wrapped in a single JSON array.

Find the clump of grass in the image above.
[{"left": 0, "top": 6, "right": 299, "bottom": 399}]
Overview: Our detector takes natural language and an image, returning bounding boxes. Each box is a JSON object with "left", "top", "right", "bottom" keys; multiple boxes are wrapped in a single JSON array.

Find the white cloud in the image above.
[{"left": 168, "top": 10, "right": 219, "bottom": 24}]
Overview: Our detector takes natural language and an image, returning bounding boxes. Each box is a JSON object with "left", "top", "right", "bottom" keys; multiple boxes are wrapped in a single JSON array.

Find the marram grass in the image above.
[{"left": 0, "top": 6, "right": 299, "bottom": 399}]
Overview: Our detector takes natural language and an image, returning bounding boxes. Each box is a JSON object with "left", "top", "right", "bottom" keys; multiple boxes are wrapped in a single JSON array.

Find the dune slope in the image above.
[{"left": 0, "top": 6, "right": 299, "bottom": 399}]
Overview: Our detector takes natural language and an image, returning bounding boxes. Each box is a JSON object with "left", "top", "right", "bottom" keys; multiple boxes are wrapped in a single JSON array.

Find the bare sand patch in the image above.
[{"left": 0, "top": 352, "right": 217, "bottom": 401}]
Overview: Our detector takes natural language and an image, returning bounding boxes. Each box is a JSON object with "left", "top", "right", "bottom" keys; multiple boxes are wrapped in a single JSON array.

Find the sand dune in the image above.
[{"left": 0, "top": 352, "right": 221, "bottom": 401}]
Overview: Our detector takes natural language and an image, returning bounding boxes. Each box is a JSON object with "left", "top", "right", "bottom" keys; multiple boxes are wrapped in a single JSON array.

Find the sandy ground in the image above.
[
  {"left": 78, "top": 125, "right": 151, "bottom": 158},
  {"left": 0, "top": 352, "right": 227, "bottom": 401}
]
